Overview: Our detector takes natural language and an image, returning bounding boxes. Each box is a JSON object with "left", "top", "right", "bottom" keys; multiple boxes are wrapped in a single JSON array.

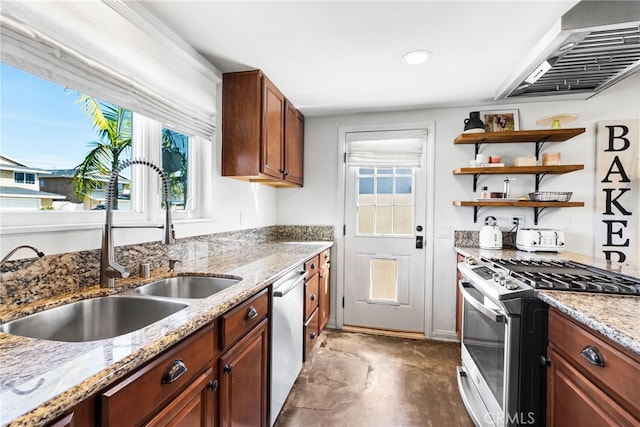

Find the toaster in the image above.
[{"left": 516, "top": 228, "right": 565, "bottom": 252}]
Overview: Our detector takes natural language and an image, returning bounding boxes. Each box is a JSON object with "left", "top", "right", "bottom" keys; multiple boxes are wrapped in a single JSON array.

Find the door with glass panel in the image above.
[{"left": 343, "top": 130, "right": 427, "bottom": 333}]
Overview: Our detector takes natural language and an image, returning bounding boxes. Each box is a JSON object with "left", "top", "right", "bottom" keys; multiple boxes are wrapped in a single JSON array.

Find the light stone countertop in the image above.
[
  {"left": 455, "top": 247, "right": 640, "bottom": 357},
  {"left": 0, "top": 241, "right": 332, "bottom": 427}
]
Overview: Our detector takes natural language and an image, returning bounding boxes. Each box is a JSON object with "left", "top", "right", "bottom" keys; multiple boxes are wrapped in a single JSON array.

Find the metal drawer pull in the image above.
[
  {"left": 246, "top": 306, "right": 258, "bottom": 320},
  {"left": 161, "top": 359, "right": 188, "bottom": 384},
  {"left": 580, "top": 345, "right": 605, "bottom": 367}
]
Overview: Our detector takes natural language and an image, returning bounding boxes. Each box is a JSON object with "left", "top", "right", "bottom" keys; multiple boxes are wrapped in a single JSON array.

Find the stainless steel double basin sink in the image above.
[{"left": 0, "top": 275, "right": 240, "bottom": 342}]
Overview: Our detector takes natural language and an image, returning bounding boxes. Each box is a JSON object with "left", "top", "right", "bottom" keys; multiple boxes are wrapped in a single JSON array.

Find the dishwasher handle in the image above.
[{"left": 273, "top": 271, "right": 307, "bottom": 297}]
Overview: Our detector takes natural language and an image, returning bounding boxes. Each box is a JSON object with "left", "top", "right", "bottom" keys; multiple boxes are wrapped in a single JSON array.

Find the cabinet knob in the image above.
[
  {"left": 207, "top": 379, "right": 219, "bottom": 391},
  {"left": 283, "top": 170, "right": 289, "bottom": 176},
  {"left": 310, "top": 332, "right": 317, "bottom": 339},
  {"left": 310, "top": 293, "right": 317, "bottom": 301},
  {"left": 580, "top": 345, "right": 605, "bottom": 367},
  {"left": 246, "top": 306, "right": 258, "bottom": 320},
  {"left": 310, "top": 263, "right": 316, "bottom": 269},
  {"left": 161, "top": 359, "right": 188, "bottom": 384},
  {"left": 224, "top": 364, "right": 233, "bottom": 374}
]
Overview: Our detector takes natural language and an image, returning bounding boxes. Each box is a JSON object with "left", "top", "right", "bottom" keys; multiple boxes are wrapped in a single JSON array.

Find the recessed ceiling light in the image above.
[{"left": 402, "top": 50, "right": 432, "bottom": 65}]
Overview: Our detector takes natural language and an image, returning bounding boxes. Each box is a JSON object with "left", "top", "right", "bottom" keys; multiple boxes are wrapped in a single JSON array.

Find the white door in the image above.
[{"left": 343, "top": 132, "right": 428, "bottom": 333}]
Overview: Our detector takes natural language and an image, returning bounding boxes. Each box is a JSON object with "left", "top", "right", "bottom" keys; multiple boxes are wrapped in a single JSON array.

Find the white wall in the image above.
[{"left": 276, "top": 73, "right": 640, "bottom": 339}]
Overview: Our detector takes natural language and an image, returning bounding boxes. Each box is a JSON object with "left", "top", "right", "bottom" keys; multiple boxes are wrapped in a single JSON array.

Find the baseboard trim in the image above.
[
  {"left": 342, "top": 325, "right": 426, "bottom": 340},
  {"left": 431, "top": 329, "right": 460, "bottom": 343}
]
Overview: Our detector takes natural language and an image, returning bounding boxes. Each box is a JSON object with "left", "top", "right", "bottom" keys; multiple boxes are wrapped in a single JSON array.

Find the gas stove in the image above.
[{"left": 483, "top": 257, "right": 640, "bottom": 296}]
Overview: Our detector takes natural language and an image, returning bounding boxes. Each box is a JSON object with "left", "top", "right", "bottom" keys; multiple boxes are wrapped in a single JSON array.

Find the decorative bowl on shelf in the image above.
[{"left": 528, "top": 191, "right": 573, "bottom": 202}]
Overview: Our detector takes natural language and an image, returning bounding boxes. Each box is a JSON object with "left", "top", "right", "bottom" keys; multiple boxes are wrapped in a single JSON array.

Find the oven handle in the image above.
[{"left": 458, "top": 280, "right": 506, "bottom": 323}]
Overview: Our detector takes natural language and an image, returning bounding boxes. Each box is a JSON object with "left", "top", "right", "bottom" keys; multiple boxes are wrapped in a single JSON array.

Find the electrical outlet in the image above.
[{"left": 512, "top": 216, "right": 525, "bottom": 227}]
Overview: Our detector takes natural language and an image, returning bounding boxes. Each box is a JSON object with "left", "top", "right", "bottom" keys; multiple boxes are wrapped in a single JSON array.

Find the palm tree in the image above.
[
  {"left": 72, "top": 95, "right": 132, "bottom": 209},
  {"left": 161, "top": 128, "right": 187, "bottom": 209}
]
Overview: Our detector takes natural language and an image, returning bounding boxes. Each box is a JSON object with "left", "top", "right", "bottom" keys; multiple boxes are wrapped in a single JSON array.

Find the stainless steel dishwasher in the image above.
[{"left": 270, "top": 266, "right": 307, "bottom": 426}]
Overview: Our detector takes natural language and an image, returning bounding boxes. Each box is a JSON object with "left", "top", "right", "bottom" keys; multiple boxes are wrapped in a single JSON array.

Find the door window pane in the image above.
[
  {"left": 370, "top": 258, "right": 397, "bottom": 302},
  {"left": 355, "top": 167, "right": 415, "bottom": 236}
]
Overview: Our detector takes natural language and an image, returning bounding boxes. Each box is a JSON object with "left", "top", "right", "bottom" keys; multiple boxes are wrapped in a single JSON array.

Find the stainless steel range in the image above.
[{"left": 456, "top": 256, "right": 640, "bottom": 427}]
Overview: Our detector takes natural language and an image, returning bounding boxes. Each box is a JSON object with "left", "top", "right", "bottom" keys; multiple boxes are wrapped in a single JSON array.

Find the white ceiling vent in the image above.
[{"left": 496, "top": 1, "right": 640, "bottom": 100}]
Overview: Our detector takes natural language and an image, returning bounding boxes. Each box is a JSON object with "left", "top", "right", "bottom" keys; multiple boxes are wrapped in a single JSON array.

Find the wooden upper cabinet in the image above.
[
  {"left": 261, "top": 78, "right": 285, "bottom": 180},
  {"left": 222, "top": 69, "right": 304, "bottom": 187},
  {"left": 284, "top": 101, "right": 304, "bottom": 186}
]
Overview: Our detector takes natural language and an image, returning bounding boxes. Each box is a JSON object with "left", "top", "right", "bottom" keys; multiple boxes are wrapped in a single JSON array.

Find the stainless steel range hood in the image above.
[{"left": 495, "top": 1, "right": 640, "bottom": 100}]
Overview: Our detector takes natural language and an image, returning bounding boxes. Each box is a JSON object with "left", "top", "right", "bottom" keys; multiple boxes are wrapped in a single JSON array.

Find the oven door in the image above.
[{"left": 457, "top": 279, "right": 518, "bottom": 427}]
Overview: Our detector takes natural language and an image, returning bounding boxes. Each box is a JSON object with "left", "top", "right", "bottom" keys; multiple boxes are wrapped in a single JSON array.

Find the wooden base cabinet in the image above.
[
  {"left": 146, "top": 367, "right": 217, "bottom": 427},
  {"left": 219, "top": 319, "right": 269, "bottom": 427},
  {"left": 547, "top": 309, "right": 640, "bottom": 426},
  {"left": 318, "top": 248, "right": 331, "bottom": 332}
]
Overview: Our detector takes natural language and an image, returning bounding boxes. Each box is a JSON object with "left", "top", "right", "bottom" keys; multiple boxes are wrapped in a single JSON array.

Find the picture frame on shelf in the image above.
[{"left": 481, "top": 109, "right": 520, "bottom": 132}]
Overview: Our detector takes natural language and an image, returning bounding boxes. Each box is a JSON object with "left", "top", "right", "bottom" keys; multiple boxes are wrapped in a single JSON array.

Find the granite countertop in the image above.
[
  {"left": 0, "top": 241, "right": 332, "bottom": 427},
  {"left": 455, "top": 247, "right": 640, "bottom": 357}
]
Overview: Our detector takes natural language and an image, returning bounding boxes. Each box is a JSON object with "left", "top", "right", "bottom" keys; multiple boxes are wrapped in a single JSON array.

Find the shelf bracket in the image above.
[
  {"left": 534, "top": 172, "right": 549, "bottom": 192},
  {"left": 533, "top": 207, "right": 546, "bottom": 225},
  {"left": 535, "top": 137, "right": 552, "bottom": 160},
  {"left": 474, "top": 138, "right": 487, "bottom": 158},
  {"left": 473, "top": 206, "right": 480, "bottom": 223},
  {"left": 473, "top": 174, "right": 480, "bottom": 192}
]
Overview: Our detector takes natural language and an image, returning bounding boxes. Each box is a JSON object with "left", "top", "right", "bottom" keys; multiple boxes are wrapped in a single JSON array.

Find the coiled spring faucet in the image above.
[{"left": 100, "top": 159, "right": 175, "bottom": 288}]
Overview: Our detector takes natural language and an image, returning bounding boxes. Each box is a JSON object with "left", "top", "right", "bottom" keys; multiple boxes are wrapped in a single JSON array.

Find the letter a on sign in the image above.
[{"left": 595, "top": 120, "right": 639, "bottom": 265}]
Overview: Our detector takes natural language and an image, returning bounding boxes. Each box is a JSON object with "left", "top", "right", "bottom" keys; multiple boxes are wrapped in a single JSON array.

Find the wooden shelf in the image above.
[
  {"left": 453, "top": 200, "right": 584, "bottom": 225},
  {"left": 454, "top": 128, "right": 586, "bottom": 145},
  {"left": 453, "top": 201, "right": 584, "bottom": 208},
  {"left": 453, "top": 164, "right": 584, "bottom": 175}
]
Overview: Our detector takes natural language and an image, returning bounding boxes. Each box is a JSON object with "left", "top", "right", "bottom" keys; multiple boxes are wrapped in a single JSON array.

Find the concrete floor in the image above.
[{"left": 276, "top": 330, "right": 474, "bottom": 427}]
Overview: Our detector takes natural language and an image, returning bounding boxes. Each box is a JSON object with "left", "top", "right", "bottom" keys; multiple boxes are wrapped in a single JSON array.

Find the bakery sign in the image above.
[{"left": 595, "top": 119, "right": 639, "bottom": 265}]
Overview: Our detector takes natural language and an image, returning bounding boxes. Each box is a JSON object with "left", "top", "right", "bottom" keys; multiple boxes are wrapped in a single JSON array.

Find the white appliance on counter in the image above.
[
  {"left": 479, "top": 216, "right": 502, "bottom": 250},
  {"left": 270, "top": 267, "right": 307, "bottom": 426},
  {"left": 516, "top": 228, "right": 565, "bottom": 252}
]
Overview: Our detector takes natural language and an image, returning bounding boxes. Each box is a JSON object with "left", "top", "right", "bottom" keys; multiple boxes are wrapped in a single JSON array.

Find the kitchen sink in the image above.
[
  {"left": 134, "top": 276, "right": 241, "bottom": 299},
  {"left": 0, "top": 296, "right": 188, "bottom": 342}
]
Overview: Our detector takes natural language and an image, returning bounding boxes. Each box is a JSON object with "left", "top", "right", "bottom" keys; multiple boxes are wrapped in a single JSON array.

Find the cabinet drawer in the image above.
[
  {"left": 304, "top": 307, "right": 320, "bottom": 362},
  {"left": 220, "top": 288, "right": 269, "bottom": 350},
  {"left": 548, "top": 309, "right": 640, "bottom": 418},
  {"left": 319, "top": 249, "right": 330, "bottom": 269},
  {"left": 100, "top": 324, "right": 215, "bottom": 427},
  {"left": 304, "top": 273, "right": 319, "bottom": 320},
  {"left": 305, "top": 255, "right": 320, "bottom": 277}
]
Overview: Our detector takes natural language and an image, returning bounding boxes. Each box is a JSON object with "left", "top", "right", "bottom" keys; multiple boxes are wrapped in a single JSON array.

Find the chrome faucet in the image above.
[
  {"left": 100, "top": 159, "right": 175, "bottom": 288},
  {"left": 0, "top": 245, "right": 45, "bottom": 271}
]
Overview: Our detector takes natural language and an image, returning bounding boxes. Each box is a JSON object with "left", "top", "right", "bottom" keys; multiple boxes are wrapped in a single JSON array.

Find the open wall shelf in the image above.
[{"left": 452, "top": 128, "right": 586, "bottom": 225}]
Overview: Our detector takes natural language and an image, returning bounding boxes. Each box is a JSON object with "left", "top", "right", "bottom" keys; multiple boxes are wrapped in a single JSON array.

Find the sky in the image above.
[{"left": 0, "top": 63, "right": 99, "bottom": 169}]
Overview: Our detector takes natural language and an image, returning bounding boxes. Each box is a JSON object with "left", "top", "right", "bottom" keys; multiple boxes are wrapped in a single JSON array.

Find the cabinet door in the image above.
[
  {"left": 283, "top": 101, "right": 304, "bottom": 186},
  {"left": 261, "top": 78, "right": 285, "bottom": 180},
  {"left": 219, "top": 319, "right": 268, "bottom": 427},
  {"left": 319, "top": 257, "right": 330, "bottom": 332},
  {"left": 145, "top": 367, "right": 217, "bottom": 427},
  {"left": 547, "top": 348, "right": 639, "bottom": 426},
  {"left": 455, "top": 253, "right": 464, "bottom": 338}
]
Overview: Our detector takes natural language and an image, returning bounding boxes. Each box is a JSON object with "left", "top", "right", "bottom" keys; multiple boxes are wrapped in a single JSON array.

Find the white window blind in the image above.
[
  {"left": 0, "top": 1, "right": 219, "bottom": 139},
  {"left": 346, "top": 129, "right": 427, "bottom": 168}
]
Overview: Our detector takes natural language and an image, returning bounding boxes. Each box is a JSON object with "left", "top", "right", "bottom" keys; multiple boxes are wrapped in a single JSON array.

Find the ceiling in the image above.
[{"left": 138, "top": 0, "right": 580, "bottom": 116}]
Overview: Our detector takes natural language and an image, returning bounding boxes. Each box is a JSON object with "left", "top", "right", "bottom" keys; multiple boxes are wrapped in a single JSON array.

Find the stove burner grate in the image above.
[{"left": 482, "top": 257, "right": 640, "bottom": 296}]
